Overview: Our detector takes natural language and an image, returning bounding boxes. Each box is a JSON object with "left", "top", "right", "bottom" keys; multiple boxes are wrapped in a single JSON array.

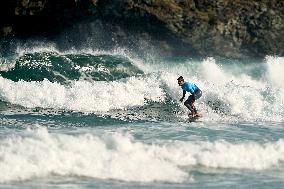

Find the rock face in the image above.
[{"left": 0, "top": 0, "right": 283, "bottom": 58}]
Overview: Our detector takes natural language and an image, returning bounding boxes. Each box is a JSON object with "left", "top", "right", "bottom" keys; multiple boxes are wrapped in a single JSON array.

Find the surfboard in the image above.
[{"left": 188, "top": 114, "right": 202, "bottom": 122}]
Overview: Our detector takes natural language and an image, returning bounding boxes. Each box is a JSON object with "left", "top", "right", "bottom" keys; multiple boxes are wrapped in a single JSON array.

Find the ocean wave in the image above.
[
  {"left": 0, "top": 47, "right": 284, "bottom": 122},
  {"left": 0, "top": 52, "right": 143, "bottom": 83},
  {"left": 1, "top": 127, "right": 284, "bottom": 183},
  {"left": 0, "top": 75, "right": 165, "bottom": 112}
]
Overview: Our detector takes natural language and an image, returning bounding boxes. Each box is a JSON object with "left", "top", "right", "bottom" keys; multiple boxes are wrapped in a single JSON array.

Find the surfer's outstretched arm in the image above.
[{"left": 180, "top": 90, "right": 186, "bottom": 102}]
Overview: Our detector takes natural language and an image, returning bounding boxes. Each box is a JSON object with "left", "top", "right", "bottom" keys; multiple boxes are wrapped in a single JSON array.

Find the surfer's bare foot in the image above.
[
  {"left": 194, "top": 113, "right": 203, "bottom": 118},
  {"left": 194, "top": 113, "right": 200, "bottom": 117},
  {"left": 188, "top": 113, "right": 194, "bottom": 117},
  {"left": 188, "top": 113, "right": 198, "bottom": 117}
]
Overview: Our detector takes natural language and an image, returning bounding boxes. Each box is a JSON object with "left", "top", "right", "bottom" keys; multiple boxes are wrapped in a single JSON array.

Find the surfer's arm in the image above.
[{"left": 180, "top": 90, "right": 186, "bottom": 102}]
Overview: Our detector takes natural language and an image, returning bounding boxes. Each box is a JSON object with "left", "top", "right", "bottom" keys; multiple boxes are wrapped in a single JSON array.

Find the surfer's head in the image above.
[{"left": 177, "top": 76, "right": 184, "bottom": 86}]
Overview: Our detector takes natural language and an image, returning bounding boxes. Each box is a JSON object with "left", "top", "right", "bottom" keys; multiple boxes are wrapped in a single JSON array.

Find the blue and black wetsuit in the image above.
[{"left": 181, "top": 82, "right": 202, "bottom": 114}]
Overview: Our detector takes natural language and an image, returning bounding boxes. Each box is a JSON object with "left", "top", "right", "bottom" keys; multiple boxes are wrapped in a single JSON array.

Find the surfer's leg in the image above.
[
  {"left": 193, "top": 90, "right": 202, "bottom": 115},
  {"left": 184, "top": 95, "right": 195, "bottom": 115},
  {"left": 192, "top": 104, "right": 197, "bottom": 114}
]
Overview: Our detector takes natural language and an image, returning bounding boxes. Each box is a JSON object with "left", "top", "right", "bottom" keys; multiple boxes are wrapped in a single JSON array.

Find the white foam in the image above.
[
  {"left": 1, "top": 128, "right": 284, "bottom": 183},
  {"left": 170, "top": 140, "right": 284, "bottom": 172},
  {"left": 266, "top": 56, "right": 284, "bottom": 89},
  {"left": 0, "top": 128, "right": 188, "bottom": 183},
  {"left": 200, "top": 57, "right": 228, "bottom": 84},
  {"left": 0, "top": 75, "right": 165, "bottom": 112},
  {"left": 0, "top": 58, "right": 16, "bottom": 72}
]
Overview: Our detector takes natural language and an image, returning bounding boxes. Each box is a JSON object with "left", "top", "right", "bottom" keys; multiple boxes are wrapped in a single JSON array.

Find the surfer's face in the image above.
[{"left": 178, "top": 79, "right": 184, "bottom": 86}]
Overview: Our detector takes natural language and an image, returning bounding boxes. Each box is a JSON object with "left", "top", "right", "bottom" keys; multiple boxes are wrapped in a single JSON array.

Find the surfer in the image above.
[{"left": 177, "top": 76, "right": 202, "bottom": 117}]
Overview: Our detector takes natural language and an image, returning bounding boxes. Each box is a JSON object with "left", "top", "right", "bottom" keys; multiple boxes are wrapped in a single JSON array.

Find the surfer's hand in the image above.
[{"left": 180, "top": 97, "right": 184, "bottom": 102}]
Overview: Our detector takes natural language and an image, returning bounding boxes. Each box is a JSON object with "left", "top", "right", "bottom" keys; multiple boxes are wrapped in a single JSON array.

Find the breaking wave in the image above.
[
  {"left": 1, "top": 127, "right": 284, "bottom": 183},
  {"left": 0, "top": 47, "right": 283, "bottom": 122}
]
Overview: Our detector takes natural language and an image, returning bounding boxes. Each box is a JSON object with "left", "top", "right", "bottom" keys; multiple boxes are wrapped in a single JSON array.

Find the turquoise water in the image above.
[{"left": 0, "top": 46, "right": 284, "bottom": 188}]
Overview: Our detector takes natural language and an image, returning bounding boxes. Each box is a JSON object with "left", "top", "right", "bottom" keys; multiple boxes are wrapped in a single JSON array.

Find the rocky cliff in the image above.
[{"left": 1, "top": 0, "right": 283, "bottom": 58}]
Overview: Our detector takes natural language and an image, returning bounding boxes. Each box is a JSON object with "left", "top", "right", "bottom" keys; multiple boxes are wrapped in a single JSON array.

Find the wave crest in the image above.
[{"left": 0, "top": 52, "right": 143, "bottom": 83}]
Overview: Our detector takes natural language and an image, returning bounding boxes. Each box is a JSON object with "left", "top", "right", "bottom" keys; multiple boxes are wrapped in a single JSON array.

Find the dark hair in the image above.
[{"left": 177, "top": 76, "right": 184, "bottom": 81}]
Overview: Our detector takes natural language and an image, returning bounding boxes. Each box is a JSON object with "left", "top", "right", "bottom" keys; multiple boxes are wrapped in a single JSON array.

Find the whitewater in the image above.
[{"left": 0, "top": 45, "right": 284, "bottom": 189}]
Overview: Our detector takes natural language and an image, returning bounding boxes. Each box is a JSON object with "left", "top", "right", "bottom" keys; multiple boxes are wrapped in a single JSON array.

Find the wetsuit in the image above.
[{"left": 181, "top": 82, "right": 202, "bottom": 114}]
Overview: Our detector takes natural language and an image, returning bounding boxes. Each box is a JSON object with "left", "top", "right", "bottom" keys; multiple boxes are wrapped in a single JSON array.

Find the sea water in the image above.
[{"left": 0, "top": 45, "right": 284, "bottom": 189}]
